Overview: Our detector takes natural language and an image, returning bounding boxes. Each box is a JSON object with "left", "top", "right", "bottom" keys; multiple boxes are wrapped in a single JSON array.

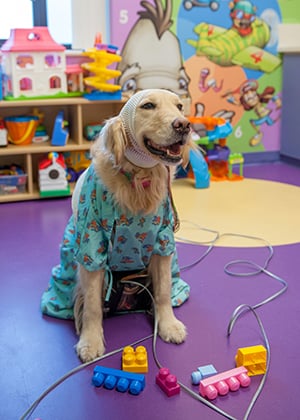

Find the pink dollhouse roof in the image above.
[{"left": 1, "top": 27, "right": 65, "bottom": 52}]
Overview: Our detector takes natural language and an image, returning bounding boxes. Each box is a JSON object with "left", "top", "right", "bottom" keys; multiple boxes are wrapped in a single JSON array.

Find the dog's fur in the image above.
[{"left": 73, "top": 89, "right": 193, "bottom": 362}]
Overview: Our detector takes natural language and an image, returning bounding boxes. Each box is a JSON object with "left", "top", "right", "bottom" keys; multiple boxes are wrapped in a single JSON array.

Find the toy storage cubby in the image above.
[{"left": 0, "top": 97, "right": 125, "bottom": 202}]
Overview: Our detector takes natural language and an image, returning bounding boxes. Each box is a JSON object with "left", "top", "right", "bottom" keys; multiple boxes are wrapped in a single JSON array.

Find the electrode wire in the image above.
[
  {"left": 19, "top": 333, "right": 154, "bottom": 420},
  {"left": 20, "top": 226, "right": 288, "bottom": 420},
  {"left": 227, "top": 304, "right": 271, "bottom": 420},
  {"left": 175, "top": 225, "right": 288, "bottom": 420}
]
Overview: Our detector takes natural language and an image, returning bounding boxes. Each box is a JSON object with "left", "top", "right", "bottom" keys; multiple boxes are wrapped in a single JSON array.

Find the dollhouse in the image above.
[{"left": 1, "top": 27, "right": 68, "bottom": 99}]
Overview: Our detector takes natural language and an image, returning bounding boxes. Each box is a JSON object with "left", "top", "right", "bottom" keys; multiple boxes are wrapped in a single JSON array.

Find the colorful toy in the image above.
[
  {"left": 65, "top": 63, "right": 84, "bottom": 94},
  {"left": 188, "top": 116, "right": 244, "bottom": 182},
  {"left": 63, "top": 150, "right": 91, "bottom": 182},
  {"left": 4, "top": 115, "right": 39, "bottom": 145},
  {"left": 38, "top": 152, "right": 70, "bottom": 197},
  {"left": 1, "top": 27, "right": 68, "bottom": 100},
  {"left": 199, "top": 366, "right": 251, "bottom": 400},
  {"left": 228, "top": 153, "right": 244, "bottom": 179},
  {"left": 82, "top": 34, "right": 122, "bottom": 100},
  {"left": 51, "top": 112, "right": 69, "bottom": 146},
  {"left": 92, "top": 366, "right": 145, "bottom": 395},
  {"left": 191, "top": 364, "right": 217, "bottom": 385},
  {"left": 122, "top": 345, "right": 148, "bottom": 373},
  {"left": 188, "top": 148, "right": 210, "bottom": 188},
  {"left": 235, "top": 345, "right": 267, "bottom": 376},
  {"left": 156, "top": 367, "right": 180, "bottom": 397}
]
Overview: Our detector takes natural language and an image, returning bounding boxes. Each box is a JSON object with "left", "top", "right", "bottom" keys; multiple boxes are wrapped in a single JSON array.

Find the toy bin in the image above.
[
  {"left": 4, "top": 115, "right": 39, "bottom": 145},
  {"left": 0, "top": 172, "right": 27, "bottom": 195}
]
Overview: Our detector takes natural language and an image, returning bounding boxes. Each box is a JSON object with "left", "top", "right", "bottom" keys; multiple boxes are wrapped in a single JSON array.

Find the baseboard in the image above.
[
  {"left": 243, "top": 151, "right": 281, "bottom": 164},
  {"left": 280, "top": 154, "right": 300, "bottom": 167}
]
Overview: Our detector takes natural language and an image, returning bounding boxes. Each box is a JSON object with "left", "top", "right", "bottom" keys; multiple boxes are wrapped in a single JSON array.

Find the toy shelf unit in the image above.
[{"left": 0, "top": 97, "right": 125, "bottom": 202}]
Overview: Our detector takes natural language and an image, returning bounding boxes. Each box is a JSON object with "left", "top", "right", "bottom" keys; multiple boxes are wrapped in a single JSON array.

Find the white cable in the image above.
[
  {"left": 21, "top": 225, "right": 288, "bottom": 420},
  {"left": 19, "top": 334, "right": 154, "bottom": 420},
  {"left": 227, "top": 304, "right": 271, "bottom": 420},
  {"left": 176, "top": 225, "right": 288, "bottom": 420}
]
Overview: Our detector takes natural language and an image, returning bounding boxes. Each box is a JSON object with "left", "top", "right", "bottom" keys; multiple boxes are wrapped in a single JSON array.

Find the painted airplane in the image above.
[{"left": 187, "top": 18, "right": 281, "bottom": 73}]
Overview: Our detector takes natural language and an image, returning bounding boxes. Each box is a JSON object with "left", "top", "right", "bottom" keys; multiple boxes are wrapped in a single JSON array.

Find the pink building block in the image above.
[
  {"left": 156, "top": 367, "right": 180, "bottom": 397},
  {"left": 199, "top": 366, "right": 251, "bottom": 400}
]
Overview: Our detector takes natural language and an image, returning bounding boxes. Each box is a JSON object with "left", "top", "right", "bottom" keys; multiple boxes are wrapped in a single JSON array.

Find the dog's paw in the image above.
[
  {"left": 76, "top": 335, "right": 105, "bottom": 363},
  {"left": 158, "top": 318, "right": 187, "bottom": 344}
]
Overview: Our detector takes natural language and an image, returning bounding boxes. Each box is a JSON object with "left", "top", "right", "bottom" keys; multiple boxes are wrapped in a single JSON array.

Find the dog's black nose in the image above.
[{"left": 172, "top": 117, "right": 190, "bottom": 135}]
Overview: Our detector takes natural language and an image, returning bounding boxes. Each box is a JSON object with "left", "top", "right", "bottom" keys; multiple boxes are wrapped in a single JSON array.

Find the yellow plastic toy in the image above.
[
  {"left": 122, "top": 345, "right": 148, "bottom": 373},
  {"left": 81, "top": 33, "right": 122, "bottom": 95},
  {"left": 235, "top": 345, "right": 267, "bottom": 376}
]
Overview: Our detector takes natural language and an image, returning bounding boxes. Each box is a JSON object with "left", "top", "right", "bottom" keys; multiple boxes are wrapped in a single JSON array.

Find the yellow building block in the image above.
[
  {"left": 122, "top": 346, "right": 148, "bottom": 373},
  {"left": 235, "top": 345, "right": 267, "bottom": 376}
]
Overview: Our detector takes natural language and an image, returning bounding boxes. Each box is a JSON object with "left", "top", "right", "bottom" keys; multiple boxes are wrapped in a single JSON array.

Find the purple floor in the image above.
[{"left": 1, "top": 161, "right": 300, "bottom": 420}]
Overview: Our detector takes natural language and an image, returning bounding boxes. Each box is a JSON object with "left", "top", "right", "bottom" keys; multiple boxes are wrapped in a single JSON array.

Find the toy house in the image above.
[
  {"left": 1, "top": 27, "right": 67, "bottom": 99},
  {"left": 39, "top": 152, "right": 70, "bottom": 197}
]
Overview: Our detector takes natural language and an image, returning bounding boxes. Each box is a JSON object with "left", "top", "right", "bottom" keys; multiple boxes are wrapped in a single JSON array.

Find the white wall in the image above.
[{"left": 72, "top": 0, "right": 107, "bottom": 50}]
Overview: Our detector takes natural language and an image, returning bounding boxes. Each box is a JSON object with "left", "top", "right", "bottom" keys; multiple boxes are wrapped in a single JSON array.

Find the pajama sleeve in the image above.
[{"left": 73, "top": 165, "right": 113, "bottom": 272}]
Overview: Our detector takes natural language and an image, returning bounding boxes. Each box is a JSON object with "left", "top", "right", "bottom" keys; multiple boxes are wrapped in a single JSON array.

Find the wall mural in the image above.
[{"left": 109, "top": 0, "right": 283, "bottom": 154}]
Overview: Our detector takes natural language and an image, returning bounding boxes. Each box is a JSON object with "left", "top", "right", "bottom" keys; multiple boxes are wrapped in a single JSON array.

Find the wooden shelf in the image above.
[
  {"left": 0, "top": 97, "right": 125, "bottom": 202},
  {"left": 0, "top": 139, "right": 92, "bottom": 156},
  {"left": 0, "top": 97, "right": 126, "bottom": 108}
]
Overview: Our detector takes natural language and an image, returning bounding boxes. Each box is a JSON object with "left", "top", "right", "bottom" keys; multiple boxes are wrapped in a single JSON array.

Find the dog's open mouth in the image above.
[{"left": 144, "top": 137, "right": 184, "bottom": 163}]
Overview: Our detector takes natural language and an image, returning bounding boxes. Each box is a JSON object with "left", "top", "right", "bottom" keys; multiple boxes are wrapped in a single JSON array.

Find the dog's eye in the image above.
[
  {"left": 141, "top": 102, "right": 156, "bottom": 110},
  {"left": 177, "top": 103, "right": 183, "bottom": 111}
]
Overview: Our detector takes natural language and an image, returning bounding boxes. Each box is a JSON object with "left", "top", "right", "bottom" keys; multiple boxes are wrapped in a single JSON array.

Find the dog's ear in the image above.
[{"left": 93, "top": 116, "right": 128, "bottom": 166}]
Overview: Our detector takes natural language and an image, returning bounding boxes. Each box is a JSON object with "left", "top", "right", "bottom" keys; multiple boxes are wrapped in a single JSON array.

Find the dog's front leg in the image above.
[
  {"left": 149, "top": 254, "right": 187, "bottom": 344},
  {"left": 75, "top": 265, "right": 105, "bottom": 362}
]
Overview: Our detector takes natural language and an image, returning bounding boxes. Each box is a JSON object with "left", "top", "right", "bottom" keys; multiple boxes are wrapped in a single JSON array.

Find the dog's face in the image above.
[
  {"left": 132, "top": 90, "right": 191, "bottom": 165},
  {"left": 96, "top": 89, "right": 193, "bottom": 169}
]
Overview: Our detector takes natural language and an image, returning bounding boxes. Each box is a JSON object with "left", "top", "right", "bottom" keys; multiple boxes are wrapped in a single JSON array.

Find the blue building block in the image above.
[
  {"left": 92, "top": 366, "right": 145, "bottom": 395},
  {"left": 191, "top": 364, "right": 217, "bottom": 385},
  {"left": 189, "top": 148, "right": 210, "bottom": 189}
]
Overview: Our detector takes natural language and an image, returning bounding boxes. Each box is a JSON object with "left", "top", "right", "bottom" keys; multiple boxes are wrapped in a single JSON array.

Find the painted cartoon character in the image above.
[
  {"left": 198, "top": 68, "right": 223, "bottom": 93},
  {"left": 230, "top": 0, "right": 256, "bottom": 37},
  {"left": 223, "top": 79, "right": 281, "bottom": 146},
  {"left": 117, "top": 0, "right": 192, "bottom": 114},
  {"left": 187, "top": 2, "right": 281, "bottom": 72}
]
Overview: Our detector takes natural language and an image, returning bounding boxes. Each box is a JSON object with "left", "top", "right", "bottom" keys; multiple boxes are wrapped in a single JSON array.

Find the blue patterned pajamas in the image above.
[{"left": 41, "top": 164, "right": 190, "bottom": 319}]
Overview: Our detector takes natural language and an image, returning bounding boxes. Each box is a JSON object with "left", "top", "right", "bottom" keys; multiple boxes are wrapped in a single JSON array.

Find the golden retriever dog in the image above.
[{"left": 71, "top": 89, "right": 193, "bottom": 362}]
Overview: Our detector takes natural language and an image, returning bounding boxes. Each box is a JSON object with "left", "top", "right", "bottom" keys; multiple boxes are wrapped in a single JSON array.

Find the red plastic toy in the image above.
[{"left": 156, "top": 367, "right": 180, "bottom": 397}]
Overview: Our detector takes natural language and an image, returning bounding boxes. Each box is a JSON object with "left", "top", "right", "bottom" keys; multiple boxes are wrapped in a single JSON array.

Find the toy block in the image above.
[
  {"left": 122, "top": 345, "right": 148, "bottom": 373},
  {"left": 92, "top": 366, "right": 145, "bottom": 395},
  {"left": 191, "top": 364, "right": 217, "bottom": 385},
  {"left": 199, "top": 366, "right": 251, "bottom": 400},
  {"left": 156, "top": 367, "right": 180, "bottom": 397},
  {"left": 235, "top": 345, "right": 267, "bottom": 376}
]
